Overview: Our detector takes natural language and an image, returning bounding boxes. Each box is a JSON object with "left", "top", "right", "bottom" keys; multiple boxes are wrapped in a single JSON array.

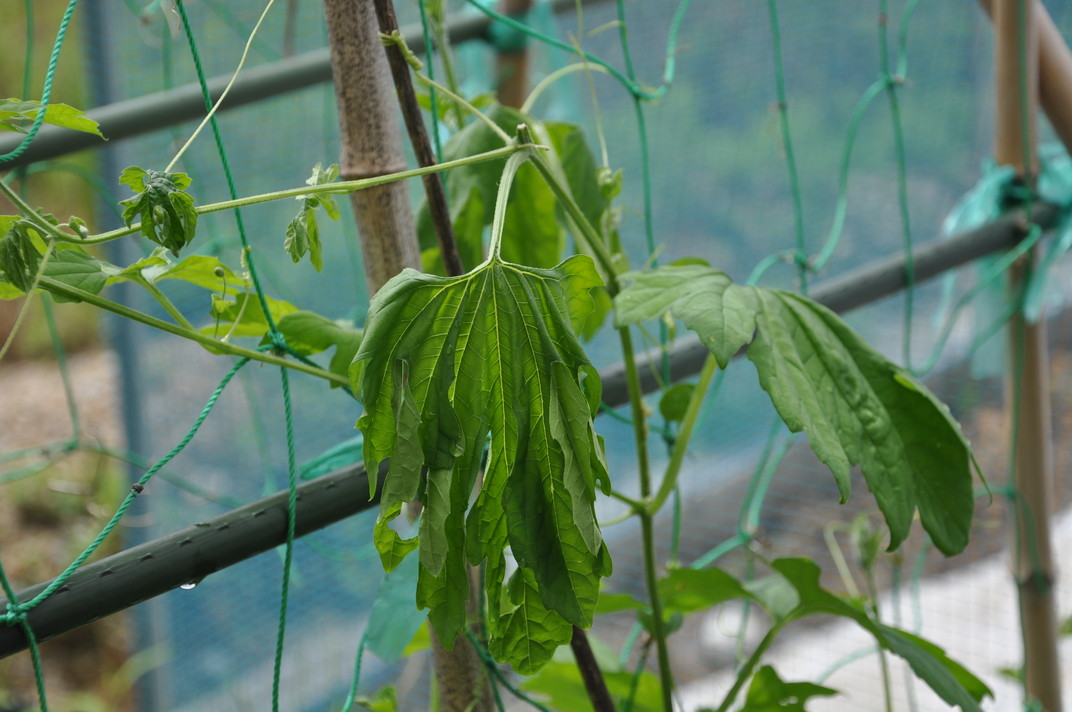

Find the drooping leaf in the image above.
[
  {"left": 0, "top": 99, "right": 104, "bottom": 138},
  {"left": 0, "top": 220, "right": 43, "bottom": 292},
  {"left": 658, "top": 567, "right": 753, "bottom": 617},
  {"left": 353, "top": 253, "right": 610, "bottom": 670},
  {"left": 741, "top": 665, "right": 838, "bottom": 711},
  {"left": 118, "top": 166, "right": 198, "bottom": 256},
  {"left": 615, "top": 264, "right": 976, "bottom": 555},
  {"left": 283, "top": 163, "right": 339, "bottom": 271},
  {"left": 769, "top": 558, "right": 990, "bottom": 711}
]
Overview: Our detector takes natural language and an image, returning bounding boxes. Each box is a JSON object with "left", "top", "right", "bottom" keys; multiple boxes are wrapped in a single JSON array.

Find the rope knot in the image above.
[
  {"left": 265, "top": 330, "right": 290, "bottom": 357},
  {"left": 3, "top": 602, "right": 27, "bottom": 626}
]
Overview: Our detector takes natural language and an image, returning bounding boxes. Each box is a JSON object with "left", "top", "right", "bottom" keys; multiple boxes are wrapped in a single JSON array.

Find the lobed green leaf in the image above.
[
  {"left": 118, "top": 167, "right": 198, "bottom": 256},
  {"left": 0, "top": 99, "right": 104, "bottom": 138},
  {"left": 354, "top": 253, "right": 610, "bottom": 671},
  {"left": 615, "top": 264, "right": 976, "bottom": 555}
]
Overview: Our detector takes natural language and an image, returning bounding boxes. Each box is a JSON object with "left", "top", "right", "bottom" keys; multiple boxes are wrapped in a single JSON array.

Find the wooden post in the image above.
[
  {"left": 322, "top": 0, "right": 421, "bottom": 296},
  {"left": 494, "top": 0, "right": 533, "bottom": 108},
  {"left": 990, "top": 2, "right": 1063, "bottom": 710}
]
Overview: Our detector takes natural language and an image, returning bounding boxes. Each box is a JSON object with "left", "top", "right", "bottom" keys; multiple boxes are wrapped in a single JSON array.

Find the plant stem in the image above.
[
  {"left": 134, "top": 274, "right": 195, "bottom": 329},
  {"left": 37, "top": 276, "right": 348, "bottom": 386},
  {"left": 79, "top": 145, "right": 524, "bottom": 246},
  {"left": 648, "top": 353, "right": 718, "bottom": 514},
  {"left": 618, "top": 325, "right": 676, "bottom": 709},
  {"left": 487, "top": 150, "right": 531, "bottom": 259},
  {"left": 714, "top": 622, "right": 786, "bottom": 712},
  {"left": 373, "top": 0, "right": 463, "bottom": 277},
  {"left": 570, "top": 626, "right": 617, "bottom": 712}
]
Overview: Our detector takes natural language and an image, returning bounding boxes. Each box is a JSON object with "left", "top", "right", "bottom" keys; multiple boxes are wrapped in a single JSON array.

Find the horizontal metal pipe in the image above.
[
  {"left": 0, "top": 0, "right": 582, "bottom": 169},
  {"left": 0, "top": 203, "right": 1056, "bottom": 658},
  {"left": 0, "top": 462, "right": 382, "bottom": 657}
]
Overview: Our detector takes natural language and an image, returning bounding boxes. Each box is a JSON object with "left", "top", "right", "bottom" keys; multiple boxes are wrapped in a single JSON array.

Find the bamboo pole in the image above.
[
  {"left": 322, "top": 0, "right": 421, "bottom": 295},
  {"left": 980, "top": 0, "right": 1072, "bottom": 156},
  {"left": 990, "top": 2, "right": 1063, "bottom": 710},
  {"left": 495, "top": 0, "right": 534, "bottom": 108}
]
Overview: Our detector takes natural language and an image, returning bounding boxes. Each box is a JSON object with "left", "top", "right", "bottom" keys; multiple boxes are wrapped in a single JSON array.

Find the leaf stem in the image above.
[
  {"left": 133, "top": 274, "right": 195, "bottom": 329},
  {"left": 487, "top": 149, "right": 531, "bottom": 260},
  {"left": 0, "top": 179, "right": 73, "bottom": 243},
  {"left": 80, "top": 145, "right": 526, "bottom": 245},
  {"left": 36, "top": 276, "right": 348, "bottom": 386},
  {"left": 617, "top": 325, "right": 676, "bottom": 708},
  {"left": 648, "top": 354, "right": 719, "bottom": 515}
]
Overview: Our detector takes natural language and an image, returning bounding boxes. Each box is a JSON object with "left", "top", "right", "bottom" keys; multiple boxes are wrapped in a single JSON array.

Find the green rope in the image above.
[
  {"left": 271, "top": 366, "right": 300, "bottom": 712},
  {"left": 0, "top": 0, "right": 80, "bottom": 166},
  {"left": 339, "top": 632, "right": 367, "bottom": 712},
  {"left": 765, "top": 0, "right": 808, "bottom": 293},
  {"left": 174, "top": 0, "right": 285, "bottom": 343},
  {"left": 0, "top": 561, "right": 49, "bottom": 711},
  {"left": 2, "top": 358, "right": 248, "bottom": 617},
  {"left": 877, "top": 0, "right": 917, "bottom": 369}
]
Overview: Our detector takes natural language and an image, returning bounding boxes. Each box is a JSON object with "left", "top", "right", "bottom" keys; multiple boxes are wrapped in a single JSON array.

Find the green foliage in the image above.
[
  {"left": 0, "top": 99, "right": 104, "bottom": 138},
  {"left": 615, "top": 263, "right": 976, "bottom": 555},
  {"left": 739, "top": 666, "right": 837, "bottom": 711},
  {"left": 118, "top": 166, "right": 198, "bottom": 256},
  {"left": 284, "top": 162, "right": 340, "bottom": 272},
  {"left": 353, "top": 252, "right": 610, "bottom": 672},
  {"left": 0, "top": 216, "right": 45, "bottom": 292}
]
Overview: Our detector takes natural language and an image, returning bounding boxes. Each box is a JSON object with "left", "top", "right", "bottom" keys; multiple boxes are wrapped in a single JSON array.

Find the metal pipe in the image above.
[
  {"left": 0, "top": 204, "right": 1058, "bottom": 659},
  {"left": 0, "top": 462, "right": 381, "bottom": 657},
  {"left": 0, "top": 0, "right": 588, "bottom": 169}
]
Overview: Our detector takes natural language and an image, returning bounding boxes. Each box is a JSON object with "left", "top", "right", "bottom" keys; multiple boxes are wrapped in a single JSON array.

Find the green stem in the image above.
[
  {"left": 0, "top": 179, "right": 74, "bottom": 243},
  {"left": 80, "top": 145, "right": 525, "bottom": 245},
  {"left": 648, "top": 353, "right": 718, "bottom": 515},
  {"left": 37, "top": 276, "right": 348, "bottom": 386},
  {"left": 521, "top": 62, "right": 612, "bottom": 115},
  {"left": 487, "top": 150, "right": 532, "bottom": 259},
  {"left": 526, "top": 149, "right": 619, "bottom": 290},
  {"left": 617, "top": 326, "right": 675, "bottom": 708},
  {"left": 133, "top": 274, "right": 195, "bottom": 329},
  {"left": 714, "top": 621, "right": 786, "bottom": 712}
]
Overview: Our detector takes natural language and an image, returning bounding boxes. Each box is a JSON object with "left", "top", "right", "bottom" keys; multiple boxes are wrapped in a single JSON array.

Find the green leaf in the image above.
[
  {"left": 770, "top": 558, "right": 990, "bottom": 711},
  {"left": 43, "top": 247, "right": 108, "bottom": 302},
  {"left": 416, "top": 105, "right": 566, "bottom": 273},
  {"left": 522, "top": 657, "right": 665, "bottom": 712},
  {"left": 364, "top": 554, "right": 425, "bottom": 664},
  {"left": 658, "top": 567, "right": 752, "bottom": 617},
  {"left": 615, "top": 264, "right": 976, "bottom": 555},
  {"left": 594, "top": 591, "right": 647, "bottom": 615},
  {"left": 741, "top": 665, "right": 837, "bottom": 711},
  {"left": 659, "top": 383, "right": 695, "bottom": 423},
  {"left": 354, "top": 253, "right": 610, "bottom": 669},
  {"left": 203, "top": 293, "right": 299, "bottom": 339},
  {"left": 118, "top": 166, "right": 198, "bottom": 256},
  {"left": 0, "top": 99, "right": 104, "bottom": 138},
  {"left": 149, "top": 255, "right": 244, "bottom": 294},
  {"left": 489, "top": 568, "right": 573, "bottom": 674},
  {"left": 0, "top": 221, "right": 43, "bottom": 292},
  {"left": 354, "top": 685, "right": 397, "bottom": 712},
  {"left": 615, "top": 265, "right": 756, "bottom": 368},
  {"left": 283, "top": 163, "right": 339, "bottom": 271},
  {"left": 270, "top": 310, "right": 362, "bottom": 385},
  {"left": 545, "top": 121, "right": 607, "bottom": 236}
]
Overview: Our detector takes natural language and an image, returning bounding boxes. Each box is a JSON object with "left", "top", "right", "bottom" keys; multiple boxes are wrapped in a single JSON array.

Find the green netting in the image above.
[{"left": 1, "top": 0, "right": 1071, "bottom": 710}]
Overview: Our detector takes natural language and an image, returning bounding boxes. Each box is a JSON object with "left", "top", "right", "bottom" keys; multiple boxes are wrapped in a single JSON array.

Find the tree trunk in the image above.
[
  {"left": 323, "top": 0, "right": 420, "bottom": 295},
  {"left": 321, "top": 3, "right": 493, "bottom": 710}
]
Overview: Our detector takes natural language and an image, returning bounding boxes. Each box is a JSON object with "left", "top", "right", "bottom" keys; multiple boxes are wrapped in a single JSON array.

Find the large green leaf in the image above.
[
  {"left": 615, "top": 264, "right": 975, "bottom": 555},
  {"left": 353, "top": 253, "right": 610, "bottom": 670},
  {"left": 118, "top": 166, "right": 198, "bottom": 256}
]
